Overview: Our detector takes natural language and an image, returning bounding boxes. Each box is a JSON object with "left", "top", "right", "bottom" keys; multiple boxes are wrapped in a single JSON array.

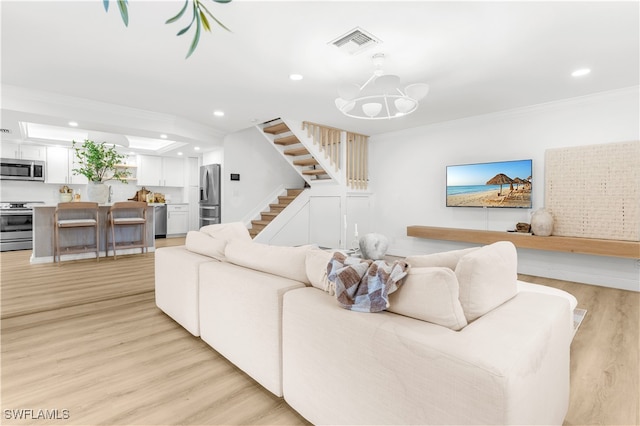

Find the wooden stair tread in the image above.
[
  {"left": 284, "top": 146, "right": 309, "bottom": 156},
  {"left": 274, "top": 135, "right": 299, "bottom": 145},
  {"left": 293, "top": 158, "right": 318, "bottom": 166},
  {"left": 263, "top": 122, "right": 289, "bottom": 134},
  {"left": 302, "top": 169, "right": 327, "bottom": 175},
  {"left": 248, "top": 188, "right": 307, "bottom": 237}
]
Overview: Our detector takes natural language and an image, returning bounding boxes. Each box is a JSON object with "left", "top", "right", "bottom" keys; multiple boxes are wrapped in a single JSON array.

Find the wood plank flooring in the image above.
[
  {"left": 520, "top": 274, "right": 639, "bottom": 426},
  {"left": 1, "top": 241, "right": 638, "bottom": 425}
]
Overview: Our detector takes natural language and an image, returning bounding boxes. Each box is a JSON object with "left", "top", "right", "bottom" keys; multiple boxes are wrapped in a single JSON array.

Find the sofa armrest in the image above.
[
  {"left": 282, "top": 288, "right": 572, "bottom": 426},
  {"left": 155, "top": 245, "right": 217, "bottom": 336}
]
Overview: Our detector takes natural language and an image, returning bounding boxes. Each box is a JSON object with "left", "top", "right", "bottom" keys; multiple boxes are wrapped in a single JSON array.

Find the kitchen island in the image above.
[{"left": 32, "top": 204, "right": 155, "bottom": 264}]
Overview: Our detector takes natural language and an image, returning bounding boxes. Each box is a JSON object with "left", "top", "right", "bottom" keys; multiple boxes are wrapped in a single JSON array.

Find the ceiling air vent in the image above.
[{"left": 329, "top": 27, "right": 381, "bottom": 55}]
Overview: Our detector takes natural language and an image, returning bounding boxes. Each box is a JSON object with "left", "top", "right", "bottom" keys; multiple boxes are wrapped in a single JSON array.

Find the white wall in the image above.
[
  {"left": 222, "top": 126, "right": 304, "bottom": 222},
  {"left": 369, "top": 87, "right": 640, "bottom": 291}
]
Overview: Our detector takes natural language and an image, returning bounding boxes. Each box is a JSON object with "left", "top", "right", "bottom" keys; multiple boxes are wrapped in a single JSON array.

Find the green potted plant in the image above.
[{"left": 72, "top": 139, "right": 131, "bottom": 203}]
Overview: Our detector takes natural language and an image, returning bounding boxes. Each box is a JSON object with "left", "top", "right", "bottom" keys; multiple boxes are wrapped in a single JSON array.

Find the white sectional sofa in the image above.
[{"left": 155, "top": 223, "right": 576, "bottom": 425}]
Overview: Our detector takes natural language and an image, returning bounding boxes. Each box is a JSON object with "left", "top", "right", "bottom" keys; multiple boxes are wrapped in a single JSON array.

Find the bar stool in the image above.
[
  {"left": 53, "top": 202, "right": 100, "bottom": 264},
  {"left": 106, "top": 201, "right": 148, "bottom": 259}
]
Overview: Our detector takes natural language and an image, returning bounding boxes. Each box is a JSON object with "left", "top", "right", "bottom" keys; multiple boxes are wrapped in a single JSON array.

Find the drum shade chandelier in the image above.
[{"left": 335, "top": 53, "right": 429, "bottom": 120}]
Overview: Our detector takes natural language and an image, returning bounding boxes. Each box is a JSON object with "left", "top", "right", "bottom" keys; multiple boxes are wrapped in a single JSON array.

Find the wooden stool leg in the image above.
[
  {"left": 111, "top": 218, "right": 117, "bottom": 260},
  {"left": 142, "top": 222, "right": 146, "bottom": 255},
  {"left": 53, "top": 224, "right": 58, "bottom": 264},
  {"left": 95, "top": 222, "right": 100, "bottom": 262}
]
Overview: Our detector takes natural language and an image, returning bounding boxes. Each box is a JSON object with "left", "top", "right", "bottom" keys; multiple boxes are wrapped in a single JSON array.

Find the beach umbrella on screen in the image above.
[
  {"left": 513, "top": 177, "right": 526, "bottom": 190},
  {"left": 486, "top": 173, "right": 513, "bottom": 196}
]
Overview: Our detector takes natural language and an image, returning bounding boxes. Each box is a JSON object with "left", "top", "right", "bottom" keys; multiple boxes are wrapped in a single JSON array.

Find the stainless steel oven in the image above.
[{"left": 0, "top": 202, "right": 43, "bottom": 251}]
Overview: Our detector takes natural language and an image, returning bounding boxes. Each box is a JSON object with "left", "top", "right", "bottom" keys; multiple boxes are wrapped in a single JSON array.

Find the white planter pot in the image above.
[
  {"left": 87, "top": 182, "right": 109, "bottom": 204},
  {"left": 531, "top": 208, "right": 554, "bottom": 236},
  {"left": 59, "top": 193, "right": 73, "bottom": 203}
]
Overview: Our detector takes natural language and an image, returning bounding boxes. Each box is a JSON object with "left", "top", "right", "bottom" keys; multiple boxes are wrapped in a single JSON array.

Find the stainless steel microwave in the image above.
[{"left": 0, "top": 158, "right": 45, "bottom": 182}]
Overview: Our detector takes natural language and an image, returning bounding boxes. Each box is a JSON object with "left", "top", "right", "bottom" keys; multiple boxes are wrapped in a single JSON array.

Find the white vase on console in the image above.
[{"left": 531, "top": 208, "right": 554, "bottom": 236}]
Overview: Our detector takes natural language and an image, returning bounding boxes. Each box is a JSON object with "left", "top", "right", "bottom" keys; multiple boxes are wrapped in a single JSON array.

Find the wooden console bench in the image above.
[{"left": 406, "top": 226, "right": 640, "bottom": 259}]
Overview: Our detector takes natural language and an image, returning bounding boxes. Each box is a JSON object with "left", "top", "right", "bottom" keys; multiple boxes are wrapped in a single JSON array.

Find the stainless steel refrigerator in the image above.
[{"left": 199, "top": 164, "right": 221, "bottom": 228}]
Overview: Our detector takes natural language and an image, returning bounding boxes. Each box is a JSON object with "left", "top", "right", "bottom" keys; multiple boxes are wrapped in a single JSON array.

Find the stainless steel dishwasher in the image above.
[{"left": 153, "top": 204, "right": 167, "bottom": 238}]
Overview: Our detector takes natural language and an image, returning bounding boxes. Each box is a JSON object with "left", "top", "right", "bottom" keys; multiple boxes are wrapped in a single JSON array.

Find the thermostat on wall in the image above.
[{"left": 230, "top": 173, "right": 240, "bottom": 181}]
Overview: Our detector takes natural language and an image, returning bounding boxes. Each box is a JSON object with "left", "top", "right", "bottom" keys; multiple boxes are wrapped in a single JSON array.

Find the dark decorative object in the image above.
[{"left": 516, "top": 222, "right": 531, "bottom": 233}]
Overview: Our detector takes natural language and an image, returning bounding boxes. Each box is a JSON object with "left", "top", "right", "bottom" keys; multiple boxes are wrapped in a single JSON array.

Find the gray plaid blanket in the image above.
[{"left": 327, "top": 252, "right": 408, "bottom": 313}]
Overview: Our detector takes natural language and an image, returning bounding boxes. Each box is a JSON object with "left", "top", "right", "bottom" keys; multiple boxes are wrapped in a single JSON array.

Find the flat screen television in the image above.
[{"left": 446, "top": 159, "right": 532, "bottom": 208}]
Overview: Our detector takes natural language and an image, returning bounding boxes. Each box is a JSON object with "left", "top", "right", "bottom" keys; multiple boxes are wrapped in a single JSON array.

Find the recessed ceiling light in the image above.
[
  {"left": 213, "top": 110, "right": 225, "bottom": 117},
  {"left": 289, "top": 74, "right": 303, "bottom": 81},
  {"left": 194, "top": 146, "right": 201, "bottom": 151},
  {"left": 68, "top": 121, "right": 78, "bottom": 127},
  {"left": 160, "top": 134, "right": 168, "bottom": 139},
  {"left": 177, "top": 152, "right": 183, "bottom": 156},
  {"left": 571, "top": 68, "right": 591, "bottom": 77}
]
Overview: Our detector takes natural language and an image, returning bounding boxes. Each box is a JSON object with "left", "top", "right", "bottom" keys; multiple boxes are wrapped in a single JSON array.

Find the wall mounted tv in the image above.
[{"left": 446, "top": 159, "right": 533, "bottom": 208}]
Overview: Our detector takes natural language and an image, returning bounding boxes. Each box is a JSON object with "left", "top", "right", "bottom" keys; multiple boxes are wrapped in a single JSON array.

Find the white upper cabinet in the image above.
[
  {"left": 137, "top": 155, "right": 184, "bottom": 187},
  {"left": 68, "top": 149, "right": 88, "bottom": 184},
  {"left": 137, "top": 155, "right": 163, "bottom": 186},
  {"left": 46, "top": 146, "right": 88, "bottom": 184},
  {"left": 163, "top": 157, "right": 185, "bottom": 187},
  {"left": 45, "top": 147, "right": 68, "bottom": 184},
  {"left": 1, "top": 141, "right": 46, "bottom": 160},
  {"left": 20, "top": 144, "right": 46, "bottom": 161}
]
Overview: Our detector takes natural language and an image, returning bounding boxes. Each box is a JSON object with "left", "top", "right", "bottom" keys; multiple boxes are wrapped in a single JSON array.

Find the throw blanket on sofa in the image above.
[{"left": 327, "top": 252, "right": 408, "bottom": 313}]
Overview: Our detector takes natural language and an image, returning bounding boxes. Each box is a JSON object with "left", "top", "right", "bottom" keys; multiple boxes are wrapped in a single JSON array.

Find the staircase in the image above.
[
  {"left": 249, "top": 188, "right": 305, "bottom": 238},
  {"left": 249, "top": 118, "right": 369, "bottom": 240},
  {"left": 263, "top": 120, "right": 332, "bottom": 183}
]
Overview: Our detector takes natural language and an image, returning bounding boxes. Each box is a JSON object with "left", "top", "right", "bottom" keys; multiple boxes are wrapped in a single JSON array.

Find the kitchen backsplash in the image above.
[{"left": 0, "top": 180, "right": 185, "bottom": 204}]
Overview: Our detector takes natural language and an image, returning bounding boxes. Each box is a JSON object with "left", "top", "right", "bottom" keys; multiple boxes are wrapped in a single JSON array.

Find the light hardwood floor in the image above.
[{"left": 1, "top": 240, "right": 638, "bottom": 425}]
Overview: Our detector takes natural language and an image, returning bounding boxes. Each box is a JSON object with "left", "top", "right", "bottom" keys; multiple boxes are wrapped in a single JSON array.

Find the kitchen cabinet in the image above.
[
  {"left": 137, "top": 155, "right": 184, "bottom": 187},
  {"left": 163, "top": 157, "right": 185, "bottom": 187},
  {"left": 167, "top": 204, "right": 189, "bottom": 236},
  {"left": 46, "top": 147, "right": 88, "bottom": 185},
  {"left": 1, "top": 141, "right": 46, "bottom": 160},
  {"left": 137, "top": 155, "right": 163, "bottom": 186}
]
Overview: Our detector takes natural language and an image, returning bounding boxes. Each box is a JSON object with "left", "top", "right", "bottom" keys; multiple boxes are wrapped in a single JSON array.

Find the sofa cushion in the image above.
[
  {"left": 455, "top": 241, "right": 518, "bottom": 322},
  {"left": 185, "top": 230, "right": 227, "bottom": 261},
  {"left": 405, "top": 247, "right": 480, "bottom": 269},
  {"left": 305, "top": 249, "right": 334, "bottom": 293},
  {"left": 225, "top": 240, "right": 311, "bottom": 284},
  {"left": 199, "top": 222, "right": 252, "bottom": 242},
  {"left": 387, "top": 267, "right": 468, "bottom": 331}
]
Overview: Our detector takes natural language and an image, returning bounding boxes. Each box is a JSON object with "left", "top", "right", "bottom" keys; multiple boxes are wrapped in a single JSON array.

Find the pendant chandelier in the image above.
[{"left": 335, "top": 53, "right": 429, "bottom": 120}]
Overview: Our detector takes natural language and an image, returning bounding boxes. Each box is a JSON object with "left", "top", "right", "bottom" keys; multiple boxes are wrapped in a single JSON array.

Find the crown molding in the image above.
[{"left": 376, "top": 86, "right": 640, "bottom": 138}]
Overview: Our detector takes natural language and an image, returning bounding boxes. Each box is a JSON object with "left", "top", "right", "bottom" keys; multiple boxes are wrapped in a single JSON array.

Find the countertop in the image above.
[{"left": 33, "top": 203, "right": 175, "bottom": 208}]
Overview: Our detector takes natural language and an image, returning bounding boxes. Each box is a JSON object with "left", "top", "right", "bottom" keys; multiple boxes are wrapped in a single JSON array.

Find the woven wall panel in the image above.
[{"left": 545, "top": 141, "right": 639, "bottom": 241}]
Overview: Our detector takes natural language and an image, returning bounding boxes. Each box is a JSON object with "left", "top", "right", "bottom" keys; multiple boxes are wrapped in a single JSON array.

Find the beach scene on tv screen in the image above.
[{"left": 446, "top": 159, "right": 532, "bottom": 208}]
